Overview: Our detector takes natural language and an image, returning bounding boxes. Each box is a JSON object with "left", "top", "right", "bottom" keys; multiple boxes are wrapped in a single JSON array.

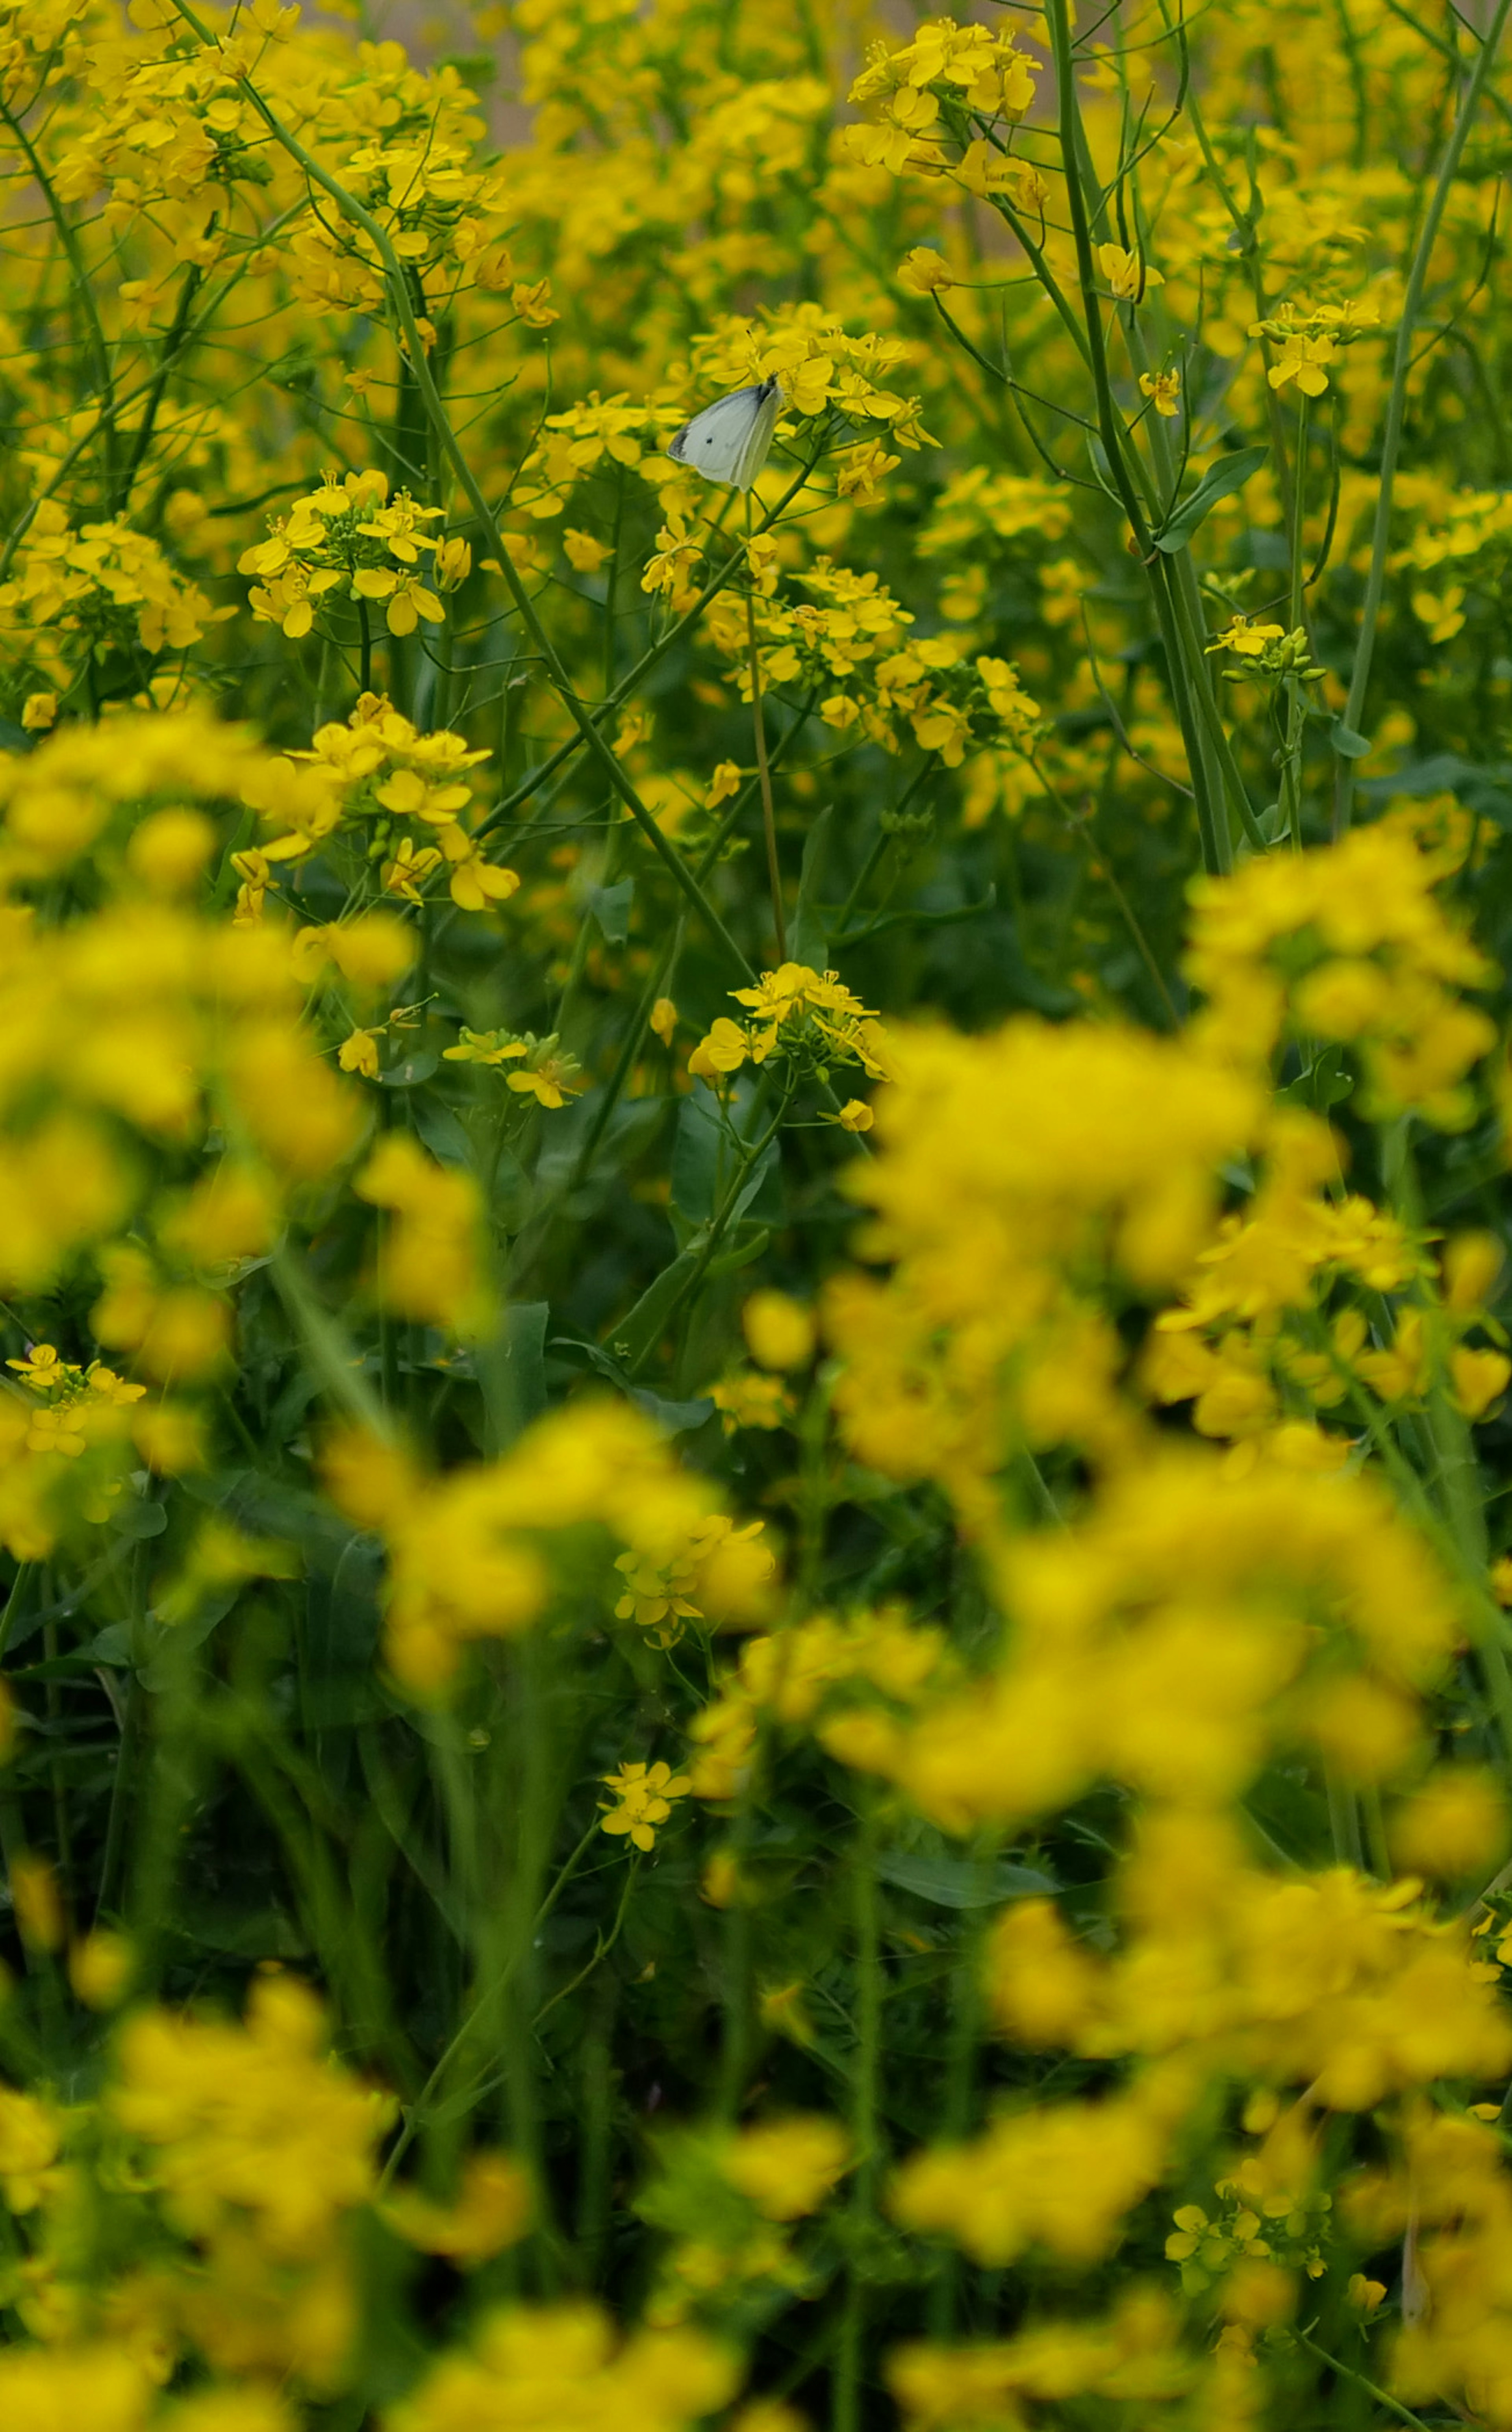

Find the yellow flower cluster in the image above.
[
  {"left": 1187, "top": 823, "right": 1498, "bottom": 1126},
  {"left": 689, "top": 963, "right": 892, "bottom": 1091},
  {"left": 324, "top": 1399, "right": 717, "bottom": 1692},
  {"left": 239, "top": 692, "right": 519, "bottom": 921},
  {"left": 613, "top": 1511, "right": 774, "bottom": 1645},
  {"left": 0, "top": 498, "right": 220, "bottom": 699},
  {"left": 846, "top": 19, "right": 1040, "bottom": 176},
  {"left": 825, "top": 1018, "right": 1260, "bottom": 1515},
  {"left": 239, "top": 470, "right": 462, "bottom": 642},
  {"left": 0, "top": 6, "right": 1510, "bottom": 2429},
  {"left": 388, "top": 2302, "right": 738, "bottom": 2432}
]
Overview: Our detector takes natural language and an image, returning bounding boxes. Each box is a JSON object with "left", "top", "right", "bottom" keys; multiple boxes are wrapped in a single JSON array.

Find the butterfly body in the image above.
[{"left": 666, "top": 377, "right": 782, "bottom": 490}]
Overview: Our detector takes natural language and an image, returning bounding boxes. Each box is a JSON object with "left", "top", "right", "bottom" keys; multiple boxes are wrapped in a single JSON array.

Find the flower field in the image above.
[{"left": 6, "top": 0, "right": 1512, "bottom": 2424}]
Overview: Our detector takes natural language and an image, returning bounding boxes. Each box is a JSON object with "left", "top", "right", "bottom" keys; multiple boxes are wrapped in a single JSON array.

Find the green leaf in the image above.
[
  {"left": 411, "top": 1097, "right": 472, "bottom": 1167},
  {"left": 475, "top": 1299, "right": 549, "bottom": 1443},
  {"left": 708, "top": 1224, "right": 770, "bottom": 1278},
  {"left": 789, "top": 803, "right": 834, "bottom": 972},
  {"left": 874, "top": 1850, "right": 1059, "bottom": 1909},
  {"left": 605, "top": 1247, "right": 706, "bottom": 1369},
  {"left": 1276, "top": 1044, "right": 1353, "bottom": 1113},
  {"left": 587, "top": 876, "right": 635, "bottom": 945},
  {"left": 109, "top": 1497, "right": 168, "bottom": 1539},
  {"left": 1152, "top": 445, "right": 1268, "bottom": 553},
  {"left": 1330, "top": 719, "right": 1372, "bottom": 759},
  {"left": 630, "top": 1388, "right": 715, "bottom": 1434},
  {"left": 672, "top": 1086, "right": 780, "bottom": 1226},
  {"left": 377, "top": 1049, "right": 440, "bottom": 1089}
]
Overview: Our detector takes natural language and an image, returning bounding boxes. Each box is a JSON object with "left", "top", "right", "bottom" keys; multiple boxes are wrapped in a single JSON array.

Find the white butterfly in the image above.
[{"left": 666, "top": 376, "right": 782, "bottom": 491}]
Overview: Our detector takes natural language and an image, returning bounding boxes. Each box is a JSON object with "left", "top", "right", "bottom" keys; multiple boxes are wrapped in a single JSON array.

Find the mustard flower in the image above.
[
  {"left": 1096, "top": 243, "right": 1164, "bottom": 301},
  {"left": 1139, "top": 368, "right": 1182, "bottom": 418},
  {"left": 598, "top": 1759, "right": 693, "bottom": 1851}
]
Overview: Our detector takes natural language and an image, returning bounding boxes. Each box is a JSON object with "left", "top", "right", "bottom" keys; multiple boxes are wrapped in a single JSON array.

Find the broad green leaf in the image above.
[
  {"left": 789, "top": 802, "right": 834, "bottom": 972},
  {"left": 875, "top": 1850, "right": 1059, "bottom": 1909},
  {"left": 1152, "top": 445, "right": 1268, "bottom": 553}
]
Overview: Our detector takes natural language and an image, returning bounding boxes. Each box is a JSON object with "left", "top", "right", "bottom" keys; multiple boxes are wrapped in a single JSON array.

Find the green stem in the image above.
[
  {"left": 170, "top": 0, "right": 754, "bottom": 978},
  {"left": 1334, "top": 0, "right": 1512, "bottom": 834},
  {"left": 0, "top": 95, "right": 119, "bottom": 486},
  {"left": 834, "top": 1834, "right": 882, "bottom": 2432},
  {"left": 473, "top": 451, "right": 827, "bottom": 846},
  {"left": 126, "top": 1621, "right": 203, "bottom": 1993},
  {"left": 1294, "top": 2334, "right": 1434, "bottom": 2431},
  {"left": 111, "top": 252, "right": 206, "bottom": 514},
  {"left": 0, "top": 1562, "right": 32, "bottom": 1667},
  {"left": 375, "top": 1762, "right": 593, "bottom": 2199},
  {"left": 268, "top": 1242, "right": 394, "bottom": 1441},
  {"left": 624, "top": 1075, "right": 795, "bottom": 1381},
  {"left": 1042, "top": 1, "right": 1152, "bottom": 551},
  {"left": 744, "top": 490, "right": 787, "bottom": 961}
]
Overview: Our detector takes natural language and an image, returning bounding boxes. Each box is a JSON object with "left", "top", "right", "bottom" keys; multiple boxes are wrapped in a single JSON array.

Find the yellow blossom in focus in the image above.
[
  {"left": 599, "top": 1759, "right": 693, "bottom": 1851},
  {"left": 1097, "top": 243, "right": 1163, "bottom": 300},
  {"left": 1139, "top": 368, "right": 1182, "bottom": 418}
]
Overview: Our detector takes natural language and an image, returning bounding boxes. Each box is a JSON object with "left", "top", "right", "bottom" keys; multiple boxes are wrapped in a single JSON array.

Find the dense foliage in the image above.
[{"left": 5, "top": 2, "right": 1512, "bottom": 2427}]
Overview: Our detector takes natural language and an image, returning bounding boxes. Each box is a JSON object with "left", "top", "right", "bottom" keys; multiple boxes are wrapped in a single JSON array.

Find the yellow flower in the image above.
[
  {"left": 505, "top": 1044, "right": 586, "bottom": 1108},
  {"left": 650, "top": 996, "right": 679, "bottom": 1045},
  {"left": 898, "top": 246, "right": 955, "bottom": 295},
  {"left": 439, "top": 826, "right": 522, "bottom": 911},
  {"left": 381, "top": 837, "right": 445, "bottom": 902},
  {"left": 1206, "top": 616, "right": 1287, "bottom": 659},
  {"left": 10, "top": 1854, "right": 64, "bottom": 1949},
  {"left": 722, "top": 2115, "right": 851, "bottom": 2219},
  {"left": 599, "top": 1759, "right": 693, "bottom": 1851},
  {"left": 111, "top": 1977, "right": 394, "bottom": 2256},
  {"left": 1139, "top": 367, "right": 1181, "bottom": 418},
  {"left": 1452, "top": 1345, "right": 1511, "bottom": 1420},
  {"left": 384, "top": 2152, "right": 532, "bottom": 2265},
  {"left": 1268, "top": 332, "right": 1336, "bottom": 396},
  {"left": 374, "top": 767, "right": 472, "bottom": 825},
  {"left": 384, "top": 571, "right": 447, "bottom": 636},
  {"left": 7, "top": 1342, "right": 67, "bottom": 1389},
  {"left": 742, "top": 1291, "right": 815, "bottom": 1371},
  {"left": 0, "top": 2082, "right": 63, "bottom": 2209},
  {"left": 0, "top": 2349, "right": 148, "bottom": 2432},
  {"left": 388, "top": 2303, "right": 736, "bottom": 2432},
  {"left": 338, "top": 1026, "right": 382, "bottom": 1079},
  {"left": 689, "top": 1016, "right": 749, "bottom": 1081},
  {"left": 1096, "top": 243, "right": 1163, "bottom": 301},
  {"left": 564, "top": 528, "right": 611, "bottom": 574},
  {"left": 69, "top": 1929, "right": 134, "bottom": 2010},
  {"left": 443, "top": 1026, "right": 529, "bottom": 1067},
  {"left": 354, "top": 1134, "right": 488, "bottom": 1331},
  {"left": 436, "top": 535, "right": 472, "bottom": 589}
]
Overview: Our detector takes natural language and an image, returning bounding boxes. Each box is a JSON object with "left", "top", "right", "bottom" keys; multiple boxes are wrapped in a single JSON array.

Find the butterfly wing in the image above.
[{"left": 666, "top": 378, "right": 782, "bottom": 491}]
